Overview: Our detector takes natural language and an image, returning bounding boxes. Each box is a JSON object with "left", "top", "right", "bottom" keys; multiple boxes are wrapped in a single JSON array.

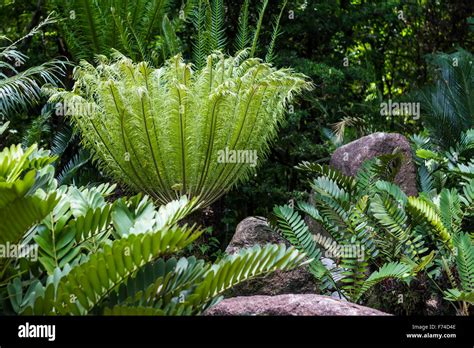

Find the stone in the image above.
[
  {"left": 330, "top": 132, "right": 418, "bottom": 196},
  {"left": 224, "top": 217, "right": 318, "bottom": 296},
  {"left": 203, "top": 294, "right": 390, "bottom": 316}
]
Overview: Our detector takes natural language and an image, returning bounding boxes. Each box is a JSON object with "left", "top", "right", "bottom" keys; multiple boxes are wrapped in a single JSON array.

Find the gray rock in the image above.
[
  {"left": 224, "top": 217, "right": 318, "bottom": 296},
  {"left": 204, "top": 294, "right": 390, "bottom": 316},
  {"left": 330, "top": 132, "right": 418, "bottom": 196}
]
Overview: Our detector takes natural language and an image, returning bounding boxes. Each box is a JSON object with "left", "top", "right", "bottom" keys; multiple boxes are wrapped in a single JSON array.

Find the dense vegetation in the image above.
[{"left": 0, "top": 0, "right": 473, "bottom": 316}]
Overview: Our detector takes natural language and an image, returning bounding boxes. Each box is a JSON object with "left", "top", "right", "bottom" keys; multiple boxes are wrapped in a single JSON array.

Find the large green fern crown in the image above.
[{"left": 56, "top": 51, "right": 313, "bottom": 206}]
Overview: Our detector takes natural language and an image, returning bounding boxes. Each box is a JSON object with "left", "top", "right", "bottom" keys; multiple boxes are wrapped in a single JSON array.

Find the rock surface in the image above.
[
  {"left": 224, "top": 217, "right": 318, "bottom": 296},
  {"left": 204, "top": 294, "right": 390, "bottom": 316},
  {"left": 330, "top": 132, "right": 418, "bottom": 196}
]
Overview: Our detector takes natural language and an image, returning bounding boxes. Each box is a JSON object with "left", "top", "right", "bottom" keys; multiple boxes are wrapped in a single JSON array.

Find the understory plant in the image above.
[
  {"left": 0, "top": 143, "right": 307, "bottom": 315},
  {"left": 52, "top": 51, "right": 312, "bottom": 208},
  {"left": 0, "top": 14, "right": 66, "bottom": 121},
  {"left": 417, "top": 49, "right": 473, "bottom": 151},
  {"left": 272, "top": 155, "right": 474, "bottom": 314},
  {"left": 411, "top": 128, "right": 474, "bottom": 194}
]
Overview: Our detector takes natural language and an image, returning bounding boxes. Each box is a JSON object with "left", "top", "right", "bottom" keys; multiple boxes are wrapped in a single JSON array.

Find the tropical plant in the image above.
[
  {"left": 0, "top": 143, "right": 59, "bottom": 312},
  {"left": 191, "top": 0, "right": 288, "bottom": 68},
  {"left": 442, "top": 232, "right": 474, "bottom": 315},
  {"left": 417, "top": 49, "right": 474, "bottom": 150},
  {"left": 1, "top": 143, "right": 307, "bottom": 315},
  {"left": 33, "top": 182, "right": 117, "bottom": 274},
  {"left": 411, "top": 129, "right": 474, "bottom": 195},
  {"left": 48, "top": 0, "right": 195, "bottom": 63},
  {"left": 272, "top": 155, "right": 474, "bottom": 312},
  {"left": 0, "top": 14, "right": 66, "bottom": 120},
  {"left": 52, "top": 51, "right": 312, "bottom": 208}
]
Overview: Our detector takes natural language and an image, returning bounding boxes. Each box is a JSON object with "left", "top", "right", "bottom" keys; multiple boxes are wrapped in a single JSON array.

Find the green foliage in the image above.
[
  {"left": 34, "top": 184, "right": 116, "bottom": 274},
  {"left": 17, "top": 228, "right": 304, "bottom": 315},
  {"left": 412, "top": 129, "right": 474, "bottom": 196},
  {"left": 272, "top": 204, "right": 334, "bottom": 290},
  {"left": 1, "top": 143, "right": 307, "bottom": 315},
  {"left": 442, "top": 233, "right": 474, "bottom": 306},
  {"left": 273, "top": 201, "right": 415, "bottom": 302},
  {"left": 0, "top": 144, "right": 58, "bottom": 247},
  {"left": 54, "top": 52, "right": 312, "bottom": 208},
  {"left": 418, "top": 49, "right": 474, "bottom": 150},
  {"left": 48, "top": 0, "right": 192, "bottom": 63},
  {"left": 0, "top": 14, "right": 66, "bottom": 120},
  {"left": 272, "top": 154, "right": 474, "bottom": 310},
  {"left": 191, "top": 0, "right": 286, "bottom": 68},
  {"left": 0, "top": 143, "right": 59, "bottom": 306}
]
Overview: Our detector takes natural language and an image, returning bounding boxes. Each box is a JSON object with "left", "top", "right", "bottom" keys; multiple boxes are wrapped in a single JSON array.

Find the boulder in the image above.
[
  {"left": 204, "top": 294, "right": 390, "bottom": 316},
  {"left": 330, "top": 132, "right": 418, "bottom": 196},
  {"left": 224, "top": 217, "right": 318, "bottom": 296}
]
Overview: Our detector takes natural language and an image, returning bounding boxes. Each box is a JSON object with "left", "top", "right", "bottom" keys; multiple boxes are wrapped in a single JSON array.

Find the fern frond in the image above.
[
  {"left": 186, "top": 244, "right": 306, "bottom": 313},
  {"left": 407, "top": 196, "right": 452, "bottom": 248},
  {"left": 249, "top": 0, "right": 269, "bottom": 58},
  {"left": 234, "top": 0, "right": 250, "bottom": 52},
  {"left": 355, "top": 262, "right": 412, "bottom": 302},
  {"left": 23, "top": 225, "right": 203, "bottom": 315},
  {"left": 59, "top": 53, "right": 312, "bottom": 207},
  {"left": 454, "top": 232, "right": 474, "bottom": 293},
  {"left": 265, "top": 0, "right": 287, "bottom": 63}
]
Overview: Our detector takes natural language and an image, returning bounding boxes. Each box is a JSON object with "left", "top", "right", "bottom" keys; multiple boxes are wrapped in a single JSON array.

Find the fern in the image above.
[
  {"left": 50, "top": 0, "right": 185, "bottom": 64},
  {"left": 249, "top": 0, "right": 269, "bottom": 58},
  {"left": 265, "top": 0, "right": 288, "bottom": 63},
  {"left": 55, "top": 53, "right": 312, "bottom": 207},
  {"left": 234, "top": 0, "right": 250, "bottom": 52},
  {"left": 209, "top": 0, "right": 226, "bottom": 52}
]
